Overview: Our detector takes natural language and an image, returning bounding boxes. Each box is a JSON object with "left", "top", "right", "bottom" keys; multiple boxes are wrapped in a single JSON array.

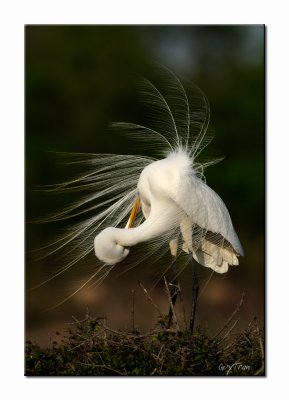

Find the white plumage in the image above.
[
  {"left": 36, "top": 65, "right": 243, "bottom": 303},
  {"left": 94, "top": 149, "right": 243, "bottom": 273}
]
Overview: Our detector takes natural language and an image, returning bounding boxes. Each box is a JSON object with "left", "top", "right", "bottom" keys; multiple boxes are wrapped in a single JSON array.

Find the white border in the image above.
[{"left": 1, "top": 0, "right": 288, "bottom": 398}]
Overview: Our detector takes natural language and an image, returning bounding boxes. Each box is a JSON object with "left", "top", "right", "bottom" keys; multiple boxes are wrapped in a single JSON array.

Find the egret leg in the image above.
[
  {"left": 167, "top": 257, "right": 179, "bottom": 323},
  {"left": 190, "top": 259, "right": 199, "bottom": 334}
]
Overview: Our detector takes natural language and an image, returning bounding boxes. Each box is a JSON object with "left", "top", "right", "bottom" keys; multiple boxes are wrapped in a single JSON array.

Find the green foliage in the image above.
[{"left": 25, "top": 316, "right": 264, "bottom": 376}]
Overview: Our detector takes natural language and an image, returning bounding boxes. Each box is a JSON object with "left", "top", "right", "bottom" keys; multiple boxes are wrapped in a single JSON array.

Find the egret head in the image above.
[{"left": 94, "top": 227, "right": 130, "bottom": 265}]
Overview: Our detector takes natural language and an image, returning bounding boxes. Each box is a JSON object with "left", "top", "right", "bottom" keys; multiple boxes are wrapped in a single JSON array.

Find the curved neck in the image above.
[{"left": 115, "top": 207, "right": 179, "bottom": 247}]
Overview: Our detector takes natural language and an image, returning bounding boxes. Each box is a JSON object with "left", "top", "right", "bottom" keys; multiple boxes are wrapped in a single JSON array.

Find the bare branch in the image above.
[
  {"left": 164, "top": 276, "right": 180, "bottom": 332},
  {"left": 213, "top": 292, "right": 245, "bottom": 340}
]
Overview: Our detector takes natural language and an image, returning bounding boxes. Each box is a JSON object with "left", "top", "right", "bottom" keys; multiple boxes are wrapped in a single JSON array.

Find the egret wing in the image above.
[{"left": 173, "top": 173, "right": 243, "bottom": 272}]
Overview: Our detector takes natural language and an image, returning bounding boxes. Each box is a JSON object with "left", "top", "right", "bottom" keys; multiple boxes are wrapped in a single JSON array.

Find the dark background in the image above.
[{"left": 26, "top": 25, "right": 264, "bottom": 346}]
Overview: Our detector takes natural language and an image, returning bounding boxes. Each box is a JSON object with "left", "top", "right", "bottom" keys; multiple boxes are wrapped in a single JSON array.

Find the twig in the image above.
[
  {"left": 198, "top": 270, "right": 214, "bottom": 299},
  {"left": 157, "top": 344, "right": 165, "bottom": 360},
  {"left": 164, "top": 276, "right": 180, "bottom": 331},
  {"left": 219, "top": 318, "right": 240, "bottom": 343},
  {"left": 77, "top": 362, "right": 125, "bottom": 376},
  {"left": 138, "top": 281, "right": 163, "bottom": 318},
  {"left": 67, "top": 315, "right": 105, "bottom": 325},
  {"left": 69, "top": 329, "right": 106, "bottom": 351},
  {"left": 103, "top": 316, "right": 107, "bottom": 345},
  {"left": 131, "top": 289, "right": 135, "bottom": 331},
  {"left": 102, "top": 325, "right": 136, "bottom": 338},
  {"left": 254, "top": 317, "right": 265, "bottom": 376},
  {"left": 177, "top": 283, "right": 188, "bottom": 330},
  {"left": 213, "top": 292, "right": 245, "bottom": 340}
]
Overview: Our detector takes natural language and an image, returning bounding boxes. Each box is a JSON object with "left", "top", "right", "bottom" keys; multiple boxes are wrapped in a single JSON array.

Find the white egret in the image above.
[
  {"left": 35, "top": 66, "right": 243, "bottom": 329},
  {"left": 94, "top": 150, "right": 243, "bottom": 270}
]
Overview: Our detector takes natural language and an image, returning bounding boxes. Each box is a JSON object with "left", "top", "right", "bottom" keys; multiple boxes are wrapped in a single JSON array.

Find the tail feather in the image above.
[{"left": 192, "top": 238, "right": 239, "bottom": 274}]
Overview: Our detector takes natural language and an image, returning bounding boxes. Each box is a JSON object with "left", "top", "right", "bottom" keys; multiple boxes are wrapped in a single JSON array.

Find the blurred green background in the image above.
[{"left": 26, "top": 25, "right": 264, "bottom": 346}]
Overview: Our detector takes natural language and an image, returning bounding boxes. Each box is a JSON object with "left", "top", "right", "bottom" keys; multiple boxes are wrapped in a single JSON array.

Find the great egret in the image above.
[
  {"left": 94, "top": 150, "right": 243, "bottom": 270},
  {"left": 35, "top": 66, "right": 243, "bottom": 329}
]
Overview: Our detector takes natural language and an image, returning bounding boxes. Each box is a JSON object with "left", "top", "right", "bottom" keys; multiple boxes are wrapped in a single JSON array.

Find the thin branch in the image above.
[
  {"left": 164, "top": 276, "right": 180, "bottom": 332},
  {"left": 254, "top": 317, "right": 265, "bottom": 376},
  {"left": 177, "top": 283, "right": 188, "bottom": 330},
  {"left": 219, "top": 318, "right": 240, "bottom": 343},
  {"left": 138, "top": 281, "right": 163, "bottom": 318},
  {"left": 77, "top": 362, "right": 125, "bottom": 376},
  {"left": 131, "top": 289, "right": 135, "bottom": 331},
  {"left": 213, "top": 292, "right": 245, "bottom": 340}
]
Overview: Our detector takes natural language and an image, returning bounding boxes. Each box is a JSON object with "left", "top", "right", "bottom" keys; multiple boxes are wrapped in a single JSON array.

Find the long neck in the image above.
[{"left": 114, "top": 206, "right": 179, "bottom": 247}]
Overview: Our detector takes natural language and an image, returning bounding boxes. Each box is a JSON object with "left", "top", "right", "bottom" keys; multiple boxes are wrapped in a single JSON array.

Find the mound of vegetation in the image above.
[{"left": 26, "top": 313, "right": 264, "bottom": 376}]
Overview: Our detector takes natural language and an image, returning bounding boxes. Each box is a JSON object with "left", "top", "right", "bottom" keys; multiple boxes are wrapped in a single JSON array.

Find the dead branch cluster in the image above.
[{"left": 26, "top": 283, "right": 264, "bottom": 376}]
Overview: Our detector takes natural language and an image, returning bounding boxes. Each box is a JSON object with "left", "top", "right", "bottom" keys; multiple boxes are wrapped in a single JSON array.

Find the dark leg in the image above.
[
  {"left": 190, "top": 259, "right": 199, "bottom": 334},
  {"left": 167, "top": 257, "right": 179, "bottom": 323}
]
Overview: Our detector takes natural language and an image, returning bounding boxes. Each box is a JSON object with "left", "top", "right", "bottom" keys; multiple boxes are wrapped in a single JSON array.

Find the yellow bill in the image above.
[{"left": 125, "top": 197, "right": 140, "bottom": 229}]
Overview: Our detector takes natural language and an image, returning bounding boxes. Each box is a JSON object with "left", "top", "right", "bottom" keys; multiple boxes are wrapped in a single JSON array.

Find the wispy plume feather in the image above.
[{"left": 30, "top": 65, "right": 238, "bottom": 307}]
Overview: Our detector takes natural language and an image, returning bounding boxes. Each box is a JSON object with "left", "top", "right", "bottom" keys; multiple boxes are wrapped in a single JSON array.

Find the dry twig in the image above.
[
  {"left": 164, "top": 276, "right": 180, "bottom": 331},
  {"left": 138, "top": 281, "right": 163, "bottom": 318},
  {"left": 213, "top": 292, "right": 245, "bottom": 340},
  {"left": 254, "top": 317, "right": 265, "bottom": 376}
]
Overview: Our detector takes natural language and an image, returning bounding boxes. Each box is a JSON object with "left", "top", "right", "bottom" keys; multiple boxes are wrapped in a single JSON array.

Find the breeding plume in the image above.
[{"left": 36, "top": 66, "right": 243, "bottom": 317}]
